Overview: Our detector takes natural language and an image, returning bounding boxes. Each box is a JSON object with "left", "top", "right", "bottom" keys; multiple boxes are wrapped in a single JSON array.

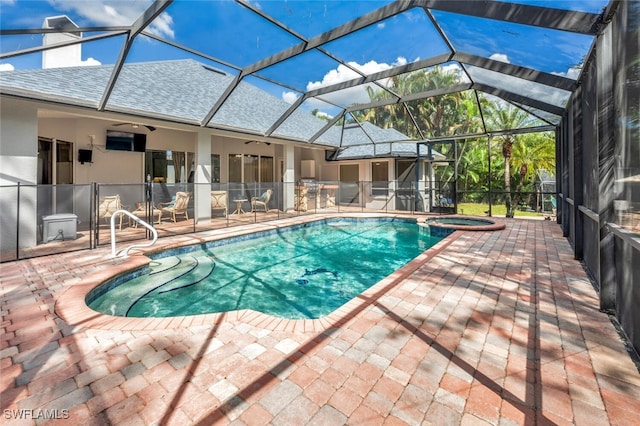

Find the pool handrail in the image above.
[{"left": 110, "top": 209, "right": 158, "bottom": 258}]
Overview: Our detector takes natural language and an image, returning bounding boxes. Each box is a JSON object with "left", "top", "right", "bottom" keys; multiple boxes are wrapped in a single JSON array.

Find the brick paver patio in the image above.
[{"left": 1, "top": 215, "right": 639, "bottom": 425}]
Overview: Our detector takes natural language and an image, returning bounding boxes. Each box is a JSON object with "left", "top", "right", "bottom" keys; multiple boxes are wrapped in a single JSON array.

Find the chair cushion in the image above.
[{"left": 259, "top": 192, "right": 268, "bottom": 202}]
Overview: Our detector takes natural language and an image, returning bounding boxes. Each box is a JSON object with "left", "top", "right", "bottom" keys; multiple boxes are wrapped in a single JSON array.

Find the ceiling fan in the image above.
[
  {"left": 245, "top": 140, "right": 271, "bottom": 146},
  {"left": 112, "top": 122, "right": 156, "bottom": 132}
]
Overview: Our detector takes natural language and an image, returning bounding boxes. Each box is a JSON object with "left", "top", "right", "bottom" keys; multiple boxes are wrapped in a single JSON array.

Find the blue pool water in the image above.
[{"left": 87, "top": 218, "right": 448, "bottom": 319}]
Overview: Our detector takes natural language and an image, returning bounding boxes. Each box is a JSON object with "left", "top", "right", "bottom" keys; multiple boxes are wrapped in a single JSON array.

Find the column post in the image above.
[
  {"left": 283, "top": 145, "right": 295, "bottom": 212},
  {"left": 194, "top": 130, "right": 212, "bottom": 223}
]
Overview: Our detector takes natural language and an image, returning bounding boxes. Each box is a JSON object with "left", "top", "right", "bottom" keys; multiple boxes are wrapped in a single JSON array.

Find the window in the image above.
[
  {"left": 260, "top": 156, "right": 274, "bottom": 183},
  {"left": 244, "top": 154, "right": 258, "bottom": 183},
  {"left": 38, "top": 139, "right": 52, "bottom": 185},
  {"left": 371, "top": 161, "right": 388, "bottom": 196},
  {"left": 229, "top": 154, "right": 242, "bottom": 183},
  {"left": 37, "top": 138, "right": 73, "bottom": 184},
  {"left": 228, "top": 154, "right": 274, "bottom": 183},
  {"left": 396, "top": 159, "right": 415, "bottom": 188},
  {"left": 56, "top": 141, "right": 73, "bottom": 184},
  {"left": 145, "top": 150, "right": 193, "bottom": 183},
  {"left": 211, "top": 154, "right": 220, "bottom": 183}
]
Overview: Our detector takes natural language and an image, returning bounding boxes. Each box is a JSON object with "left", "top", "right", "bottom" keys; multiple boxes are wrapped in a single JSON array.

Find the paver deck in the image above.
[{"left": 1, "top": 215, "right": 639, "bottom": 425}]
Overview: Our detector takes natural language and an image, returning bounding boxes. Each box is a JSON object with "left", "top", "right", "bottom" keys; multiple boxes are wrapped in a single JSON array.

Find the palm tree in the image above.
[
  {"left": 457, "top": 139, "right": 490, "bottom": 199},
  {"left": 354, "top": 66, "right": 476, "bottom": 139},
  {"left": 510, "top": 132, "right": 556, "bottom": 210},
  {"left": 483, "top": 100, "right": 538, "bottom": 217}
]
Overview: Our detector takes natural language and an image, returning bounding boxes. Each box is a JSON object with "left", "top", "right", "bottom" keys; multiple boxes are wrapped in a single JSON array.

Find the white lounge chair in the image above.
[{"left": 251, "top": 189, "right": 272, "bottom": 213}]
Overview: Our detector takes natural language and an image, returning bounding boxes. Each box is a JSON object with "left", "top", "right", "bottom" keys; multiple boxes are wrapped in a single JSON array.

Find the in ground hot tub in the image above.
[{"left": 418, "top": 216, "right": 505, "bottom": 235}]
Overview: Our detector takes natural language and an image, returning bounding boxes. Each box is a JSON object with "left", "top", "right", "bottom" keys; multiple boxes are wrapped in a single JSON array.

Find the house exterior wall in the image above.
[
  {"left": 0, "top": 96, "right": 415, "bottom": 256},
  {"left": 0, "top": 98, "right": 38, "bottom": 186},
  {"left": 0, "top": 98, "right": 39, "bottom": 251}
]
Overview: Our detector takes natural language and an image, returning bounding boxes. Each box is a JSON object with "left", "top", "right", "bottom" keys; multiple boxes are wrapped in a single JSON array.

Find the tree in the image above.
[
  {"left": 510, "top": 132, "right": 556, "bottom": 209},
  {"left": 483, "top": 101, "right": 538, "bottom": 217},
  {"left": 353, "top": 66, "right": 483, "bottom": 139},
  {"left": 456, "top": 138, "right": 490, "bottom": 201},
  {"left": 350, "top": 69, "right": 556, "bottom": 217}
]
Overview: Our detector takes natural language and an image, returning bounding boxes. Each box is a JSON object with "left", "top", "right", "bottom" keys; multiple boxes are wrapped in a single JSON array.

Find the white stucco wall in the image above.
[
  {"left": 0, "top": 98, "right": 398, "bottom": 255},
  {"left": 0, "top": 98, "right": 39, "bottom": 251},
  {"left": 39, "top": 118, "right": 198, "bottom": 184},
  {"left": 42, "top": 34, "right": 82, "bottom": 69},
  {"left": 0, "top": 99, "right": 38, "bottom": 185}
]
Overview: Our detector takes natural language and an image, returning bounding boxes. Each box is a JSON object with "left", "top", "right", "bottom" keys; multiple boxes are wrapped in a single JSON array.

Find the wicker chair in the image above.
[
  {"left": 97, "top": 194, "right": 128, "bottom": 230},
  {"left": 211, "top": 190, "right": 228, "bottom": 217},
  {"left": 160, "top": 191, "right": 191, "bottom": 222}
]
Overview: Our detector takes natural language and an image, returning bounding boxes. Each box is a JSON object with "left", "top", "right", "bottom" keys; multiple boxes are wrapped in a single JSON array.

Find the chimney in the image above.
[{"left": 42, "top": 16, "right": 82, "bottom": 69}]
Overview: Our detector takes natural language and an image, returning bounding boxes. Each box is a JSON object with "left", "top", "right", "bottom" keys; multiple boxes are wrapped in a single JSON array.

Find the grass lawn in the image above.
[{"left": 457, "top": 202, "right": 546, "bottom": 218}]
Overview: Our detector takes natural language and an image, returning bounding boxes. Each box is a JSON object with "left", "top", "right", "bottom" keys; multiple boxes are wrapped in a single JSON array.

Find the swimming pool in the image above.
[{"left": 87, "top": 218, "right": 448, "bottom": 320}]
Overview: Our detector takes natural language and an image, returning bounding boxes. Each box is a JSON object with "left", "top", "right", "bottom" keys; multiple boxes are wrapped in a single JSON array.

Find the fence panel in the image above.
[{"left": 2, "top": 180, "right": 560, "bottom": 262}]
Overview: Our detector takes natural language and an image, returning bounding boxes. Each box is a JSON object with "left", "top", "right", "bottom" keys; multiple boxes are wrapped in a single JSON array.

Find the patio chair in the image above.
[
  {"left": 438, "top": 194, "right": 452, "bottom": 208},
  {"left": 251, "top": 189, "right": 272, "bottom": 213},
  {"left": 98, "top": 194, "right": 128, "bottom": 230},
  {"left": 545, "top": 196, "right": 558, "bottom": 221},
  {"left": 211, "top": 190, "right": 228, "bottom": 217},
  {"left": 160, "top": 191, "right": 191, "bottom": 222}
]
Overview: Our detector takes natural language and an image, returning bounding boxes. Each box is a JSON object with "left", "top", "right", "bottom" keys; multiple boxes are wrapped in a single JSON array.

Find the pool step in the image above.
[
  {"left": 89, "top": 256, "right": 198, "bottom": 316},
  {"left": 148, "top": 256, "right": 181, "bottom": 274},
  {"left": 124, "top": 255, "right": 215, "bottom": 316},
  {"left": 158, "top": 255, "right": 215, "bottom": 294}
]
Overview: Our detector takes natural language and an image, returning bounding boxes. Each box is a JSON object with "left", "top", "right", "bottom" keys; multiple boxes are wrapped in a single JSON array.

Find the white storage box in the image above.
[{"left": 42, "top": 213, "right": 78, "bottom": 242}]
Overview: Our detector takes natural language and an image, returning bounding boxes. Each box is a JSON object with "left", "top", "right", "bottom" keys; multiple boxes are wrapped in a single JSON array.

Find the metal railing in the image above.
[{"left": 110, "top": 210, "right": 158, "bottom": 258}]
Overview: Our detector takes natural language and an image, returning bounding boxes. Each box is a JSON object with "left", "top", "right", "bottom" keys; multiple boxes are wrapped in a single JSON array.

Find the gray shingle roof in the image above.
[
  {"left": 1, "top": 65, "right": 112, "bottom": 106},
  {"left": 0, "top": 59, "right": 417, "bottom": 156}
]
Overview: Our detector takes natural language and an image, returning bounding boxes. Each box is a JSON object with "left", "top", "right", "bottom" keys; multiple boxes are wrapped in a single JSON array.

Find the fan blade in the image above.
[
  {"left": 144, "top": 125, "right": 156, "bottom": 132},
  {"left": 112, "top": 123, "right": 128, "bottom": 127}
]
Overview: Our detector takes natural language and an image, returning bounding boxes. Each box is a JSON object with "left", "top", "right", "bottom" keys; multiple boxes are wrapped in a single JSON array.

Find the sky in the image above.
[{"left": 0, "top": 0, "right": 607, "bottom": 112}]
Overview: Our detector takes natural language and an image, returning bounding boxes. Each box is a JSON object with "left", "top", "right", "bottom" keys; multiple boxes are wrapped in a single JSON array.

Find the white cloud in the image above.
[
  {"left": 283, "top": 57, "right": 407, "bottom": 110},
  {"left": 283, "top": 57, "right": 422, "bottom": 114},
  {"left": 489, "top": 53, "right": 510, "bottom": 63},
  {"left": 282, "top": 91, "right": 299, "bottom": 105},
  {"left": 552, "top": 67, "right": 581, "bottom": 80},
  {"left": 302, "top": 57, "right": 410, "bottom": 108},
  {"left": 149, "top": 12, "right": 175, "bottom": 39},
  {"left": 440, "top": 62, "right": 460, "bottom": 74},
  {"left": 80, "top": 57, "right": 101, "bottom": 66},
  {"left": 307, "top": 57, "right": 408, "bottom": 92},
  {"left": 567, "top": 67, "right": 581, "bottom": 79},
  {"left": 47, "top": 1, "right": 174, "bottom": 39},
  {"left": 0, "top": 63, "right": 15, "bottom": 71},
  {"left": 314, "top": 111, "right": 332, "bottom": 120}
]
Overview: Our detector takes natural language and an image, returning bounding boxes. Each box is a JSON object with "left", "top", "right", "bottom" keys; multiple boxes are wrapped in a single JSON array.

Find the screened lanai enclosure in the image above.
[
  {"left": 1, "top": 1, "right": 639, "bottom": 354},
  {"left": 0, "top": 1, "right": 618, "bottom": 218}
]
